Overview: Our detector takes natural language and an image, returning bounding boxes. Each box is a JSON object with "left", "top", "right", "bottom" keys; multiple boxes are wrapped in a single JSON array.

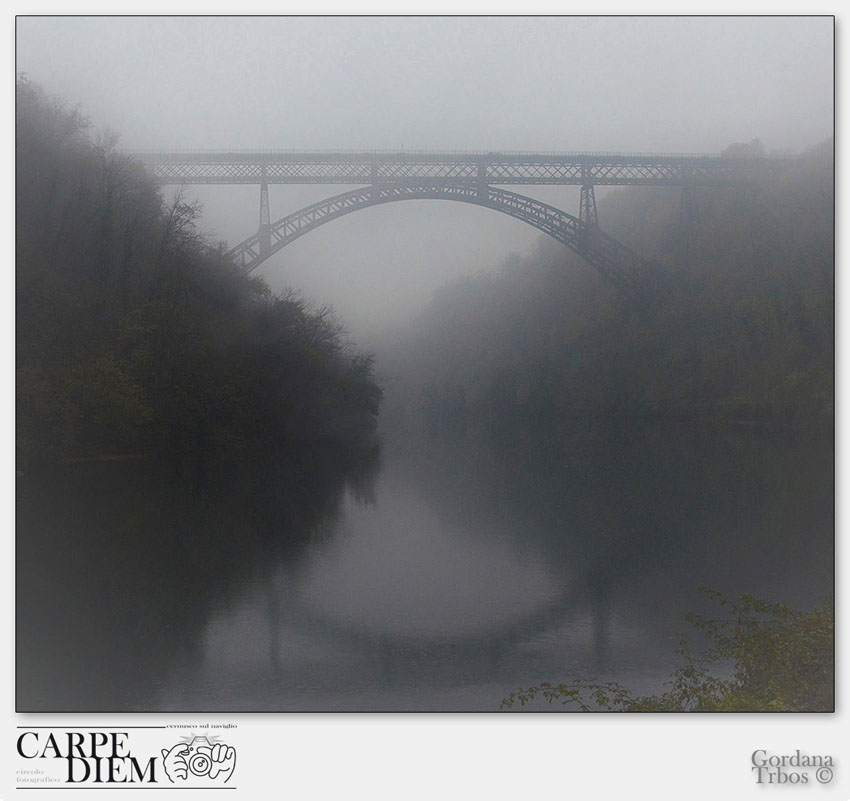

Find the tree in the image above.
[
  {"left": 501, "top": 589, "right": 833, "bottom": 711},
  {"left": 722, "top": 138, "right": 766, "bottom": 157},
  {"left": 16, "top": 78, "right": 382, "bottom": 467}
]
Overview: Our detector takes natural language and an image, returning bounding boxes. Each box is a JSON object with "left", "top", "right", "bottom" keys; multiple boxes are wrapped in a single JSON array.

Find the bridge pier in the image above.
[
  {"left": 580, "top": 183, "right": 598, "bottom": 228},
  {"left": 579, "top": 183, "right": 602, "bottom": 253},
  {"left": 258, "top": 177, "right": 271, "bottom": 257}
]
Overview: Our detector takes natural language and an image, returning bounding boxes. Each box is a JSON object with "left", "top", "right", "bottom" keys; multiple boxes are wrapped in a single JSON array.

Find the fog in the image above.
[
  {"left": 15, "top": 15, "right": 836, "bottom": 729},
  {"left": 16, "top": 16, "right": 832, "bottom": 341}
]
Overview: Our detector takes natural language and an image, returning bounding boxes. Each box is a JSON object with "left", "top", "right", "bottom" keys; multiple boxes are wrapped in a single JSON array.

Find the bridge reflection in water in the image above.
[
  {"left": 155, "top": 456, "right": 628, "bottom": 711},
  {"left": 141, "top": 419, "right": 832, "bottom": 712},
  {"left": 179, "top": 553, "right": 612, "bottom": 711},
  {"left": 18, "top": 419, "right": 830, "bottom": 712}
]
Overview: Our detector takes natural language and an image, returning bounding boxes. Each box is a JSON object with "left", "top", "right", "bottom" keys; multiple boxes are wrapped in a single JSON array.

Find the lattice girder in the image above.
[{"left": 137, "top": 150, "right": 779, "bottom": 187}]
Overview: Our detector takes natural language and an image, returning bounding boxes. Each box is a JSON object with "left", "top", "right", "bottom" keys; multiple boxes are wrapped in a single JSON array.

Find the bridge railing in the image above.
[{"left": 123, "top": 148, "right": 798, "bottom": 161}]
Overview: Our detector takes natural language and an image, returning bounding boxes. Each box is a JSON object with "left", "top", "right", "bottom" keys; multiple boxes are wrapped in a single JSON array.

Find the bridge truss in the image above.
[
  {"left": 135, "top": 149, "right": 776, "bottom": 295},
  {"left": 138, "top": 150, "right": 772, "bottom": 187}
]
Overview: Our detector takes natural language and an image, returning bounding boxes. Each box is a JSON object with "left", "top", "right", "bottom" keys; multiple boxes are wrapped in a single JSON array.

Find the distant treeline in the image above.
[
  {"left": 389, "top": 138, "right": 833, "bottom": 430},
  {"left": 16, "top": 78, "right": 382, "bottom": 467}
]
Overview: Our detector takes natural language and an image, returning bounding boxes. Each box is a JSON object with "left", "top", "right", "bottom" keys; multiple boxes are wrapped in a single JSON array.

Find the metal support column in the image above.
[
  {"left": 578, "top": 181, "right": 600, "bottom": 256},
  {"left": 258, "top": 166, "right": 271, "bottom": 257},
  {"left": 579, "top": 183, "right": 598, "bottom": 228}
]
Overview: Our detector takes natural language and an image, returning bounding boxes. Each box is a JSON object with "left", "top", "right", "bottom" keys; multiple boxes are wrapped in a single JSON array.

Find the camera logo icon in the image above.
[{"left": 161, "top": 736, "right": 236, "bottom": 784}]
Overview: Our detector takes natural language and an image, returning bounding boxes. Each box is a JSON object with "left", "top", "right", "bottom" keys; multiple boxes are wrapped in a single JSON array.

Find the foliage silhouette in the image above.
[
  {"left": 501, "top": 589, "right": 834, "bottom": 712},
  {"left": 16, "top": 77, "right": 382, "bottom": 467},
  {"left": 388, "top": 139, "right": 833, "bottom": 433}
]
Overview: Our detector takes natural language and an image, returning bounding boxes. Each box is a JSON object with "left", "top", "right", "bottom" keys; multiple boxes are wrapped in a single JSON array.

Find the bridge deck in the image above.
[{"left": 133, "top": 150, "right": 781, "bottom": 186}]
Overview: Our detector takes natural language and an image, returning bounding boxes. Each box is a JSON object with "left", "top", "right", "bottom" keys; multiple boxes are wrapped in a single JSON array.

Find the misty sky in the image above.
[{"left": 16, "top": 16, "right": 834, "bottom": 341}]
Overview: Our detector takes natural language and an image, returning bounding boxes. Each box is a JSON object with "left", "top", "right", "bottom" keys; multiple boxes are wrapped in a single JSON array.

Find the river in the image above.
[{"left": 17, "top": 420, "right": 833, "bottom": 711}]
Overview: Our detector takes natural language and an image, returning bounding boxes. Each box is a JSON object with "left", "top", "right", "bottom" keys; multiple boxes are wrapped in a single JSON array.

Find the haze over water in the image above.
[
  {"left": 14, "top": 17, "right": 834, "bottom": 717},
  {"left": 17, "top": 418, "right": 832, "bottom": 711}
]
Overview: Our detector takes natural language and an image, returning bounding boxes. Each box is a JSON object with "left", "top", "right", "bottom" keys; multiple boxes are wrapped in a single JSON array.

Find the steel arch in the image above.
[{"left": 226, "top": 182, "right": 653, "bottom": 295}]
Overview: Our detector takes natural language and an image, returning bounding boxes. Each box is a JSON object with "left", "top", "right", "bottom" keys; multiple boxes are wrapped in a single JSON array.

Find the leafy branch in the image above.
[{"left": 501, "top": 588, "right": 833, "bottom": 712}]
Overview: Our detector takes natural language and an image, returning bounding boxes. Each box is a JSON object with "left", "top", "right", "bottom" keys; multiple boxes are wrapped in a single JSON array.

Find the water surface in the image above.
[{"left": 17, "top": 422, "right": 833, "bottom": 711}]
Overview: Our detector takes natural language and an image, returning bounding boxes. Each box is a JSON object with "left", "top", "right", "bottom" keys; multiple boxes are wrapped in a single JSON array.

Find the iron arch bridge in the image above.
[
  {"left": 134, "top": 149, "right": 779, "bottom": 296},
  {"left": 224, "top": 182, "right": 649, "bottom": 296}
]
